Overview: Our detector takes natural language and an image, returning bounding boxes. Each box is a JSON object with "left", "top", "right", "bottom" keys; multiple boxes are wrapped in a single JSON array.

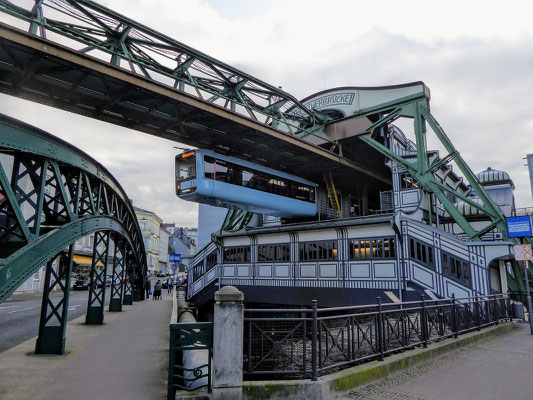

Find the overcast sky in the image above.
[{"left": 2, "top": 0, "right": 533, "bottom": 227}]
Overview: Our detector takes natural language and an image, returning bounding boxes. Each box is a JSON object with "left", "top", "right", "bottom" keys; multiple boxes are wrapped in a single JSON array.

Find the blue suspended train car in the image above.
[{"left": 175, "top": 149, "right": 317, "bottom": 218}]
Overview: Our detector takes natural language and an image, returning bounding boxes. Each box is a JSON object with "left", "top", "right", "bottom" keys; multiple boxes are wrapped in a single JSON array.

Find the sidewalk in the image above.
[
  {"left": 0, "top": 291, "right": 173, "bottom": 400},
  {"left": 338, "top": 322, "right": 533, "bottom": 400}
]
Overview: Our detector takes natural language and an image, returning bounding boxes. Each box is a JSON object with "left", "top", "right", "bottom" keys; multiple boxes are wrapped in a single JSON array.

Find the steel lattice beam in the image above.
[
  {"left": 0, "top": 113, "right": 146, "bottom": 304},
  {"left": 0, "top": 0, "right": 329, "bottom": 141}
]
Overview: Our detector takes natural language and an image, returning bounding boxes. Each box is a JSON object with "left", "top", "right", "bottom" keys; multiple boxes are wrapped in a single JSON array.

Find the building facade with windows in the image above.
[{"left": 134, "top": 206, "right": 163, "bottom": 274}]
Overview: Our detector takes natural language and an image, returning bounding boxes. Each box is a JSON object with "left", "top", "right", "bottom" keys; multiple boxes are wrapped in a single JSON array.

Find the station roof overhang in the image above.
[{"left": 0, "top": 23, "right": 391, "bottom": 193}]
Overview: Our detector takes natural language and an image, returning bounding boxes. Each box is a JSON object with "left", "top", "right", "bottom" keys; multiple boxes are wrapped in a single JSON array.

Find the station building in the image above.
[{"left": 182, "top": 83, "right": 524, "bottom": 311}]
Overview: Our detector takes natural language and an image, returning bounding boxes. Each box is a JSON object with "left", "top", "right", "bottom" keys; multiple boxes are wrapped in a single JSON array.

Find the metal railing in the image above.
[
  {"left": 168, "top": 322, "right": 213, "bottom": 399},
  {"left": 243, "top": 294, "right": 511, "bottom": 380}
]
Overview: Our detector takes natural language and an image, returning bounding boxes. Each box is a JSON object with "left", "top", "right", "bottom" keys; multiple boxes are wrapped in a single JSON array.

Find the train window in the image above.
[
  {"left": 203, "top": 154, "right": 316, "bottom": 203},
  {"left": 215, "top": 159, "right": 239, "bottom": 184},
  {"left": 176, "top": 154, "right": 196, "bottom": 182},
  {"left": 204, "top": 156, "right": 215, "bottom": 179}
]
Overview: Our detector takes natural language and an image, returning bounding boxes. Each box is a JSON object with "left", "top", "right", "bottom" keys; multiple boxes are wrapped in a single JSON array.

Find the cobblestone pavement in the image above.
[{"left": 335, "top": 322, "right": 533, "bottom": 400}]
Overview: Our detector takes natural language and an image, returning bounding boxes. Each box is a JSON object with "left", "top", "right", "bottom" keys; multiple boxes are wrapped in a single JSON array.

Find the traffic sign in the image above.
[
  {"left": 169, "top": 253, "right": 181, "bottom": 262},
  {"left": 513, "top": 244, "right": 533, "bottom": 261},
  {"left": 506, "top": 216, "right": 533, "bottom": 238}
]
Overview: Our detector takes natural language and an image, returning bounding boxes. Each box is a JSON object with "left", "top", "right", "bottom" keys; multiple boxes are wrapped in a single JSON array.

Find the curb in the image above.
[{"left": 243, "top": 322, "right": 515, "bottom": 400}]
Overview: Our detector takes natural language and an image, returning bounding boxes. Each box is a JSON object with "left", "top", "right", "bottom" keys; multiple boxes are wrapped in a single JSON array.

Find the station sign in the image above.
[
  {"left": 506, "top": 216, "right": 533, "bottom": 238},
  {"left": 169, "top": 253, "right": 181, "bottom": 262}
]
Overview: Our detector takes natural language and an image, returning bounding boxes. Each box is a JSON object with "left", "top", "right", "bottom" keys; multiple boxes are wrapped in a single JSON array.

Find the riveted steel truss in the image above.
[
  {"left": 109, "top": 237, "right": 125, "bottom": 311},
  {"left": 86, "top": 230, "right": 109, "bottom": 324},
  {"left": 35, "top": 245, "right": 74, "bottom": 354},
  {"left": 355, "top": 93, "right": 532, "bottom": 291},
  {"left": 0, "top": 114, "right": 146, "bottom": 353},
  {"left": 0, "top": 0, "right": 330, "bottom": 142}
]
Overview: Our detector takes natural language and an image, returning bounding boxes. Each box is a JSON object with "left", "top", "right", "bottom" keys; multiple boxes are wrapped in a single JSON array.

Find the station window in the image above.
[
  {"left": 299, "top": 241, "right": 337, "bottom": 261},
  {"left": 349, "top": 237, "right": 395, "bottom": 259},
  {"left": 258, "top": 244, "right": 290, "bottom": 262},
  {"left": 442, "top": 252, "right": 471, "bottom": 287},
  {"left": 223, "top": 246, "right": 251, "bottom": 263},
  {"left": 409, "top": 237, "right": 435, "bottom": 269},
  {"left": 205, "top": 251, "right": 217, "bottom": 270},
  {"left": 399, "top": 173, "right": 419, "bottom": 190}
]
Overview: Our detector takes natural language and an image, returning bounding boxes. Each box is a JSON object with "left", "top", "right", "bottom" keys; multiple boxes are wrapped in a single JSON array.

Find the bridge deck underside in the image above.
[{"left": 0, "top": 23, "right": 391, "bottom": 195}]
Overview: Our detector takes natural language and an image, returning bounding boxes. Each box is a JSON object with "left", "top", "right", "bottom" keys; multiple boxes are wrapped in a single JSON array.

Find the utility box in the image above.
[{"left": 512, "top": 302, "right": 525, "bottom": 320}]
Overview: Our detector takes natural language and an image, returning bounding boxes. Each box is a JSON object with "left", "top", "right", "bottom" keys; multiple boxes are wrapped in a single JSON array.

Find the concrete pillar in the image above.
[{"left": 212, "top": 286, "right": 244, "bottom": 400}]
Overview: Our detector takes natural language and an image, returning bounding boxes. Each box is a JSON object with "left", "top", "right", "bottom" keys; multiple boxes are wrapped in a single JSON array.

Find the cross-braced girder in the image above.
[
  {"left": 0, "top": 0, "right": 330, "bottom": 143},
  {"left": 0, "top": 113, "right": 146, "bottom": 303},
  {"left": 355, "top": 94, "right": 532, "bottom": 292}
]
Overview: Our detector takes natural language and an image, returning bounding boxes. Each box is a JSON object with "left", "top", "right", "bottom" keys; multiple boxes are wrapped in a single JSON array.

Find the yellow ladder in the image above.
[{"left": 325, "top": 172, "right": 342, "bottom": 219}]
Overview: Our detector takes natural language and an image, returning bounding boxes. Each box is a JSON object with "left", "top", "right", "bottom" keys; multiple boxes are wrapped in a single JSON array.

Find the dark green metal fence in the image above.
[{"left": 168, "top": 322, "right": 213, "bottom": 399}]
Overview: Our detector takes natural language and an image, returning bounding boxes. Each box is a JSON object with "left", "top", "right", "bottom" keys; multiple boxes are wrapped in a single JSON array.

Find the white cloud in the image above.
[{"left": 1, "top": 0, "right": 532, "bottom": 227}]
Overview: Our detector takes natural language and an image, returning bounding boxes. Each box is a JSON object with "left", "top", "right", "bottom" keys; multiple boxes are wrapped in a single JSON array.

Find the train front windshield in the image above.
[{"left": 175, "top": 151, "right": 196, "bottom": 195}]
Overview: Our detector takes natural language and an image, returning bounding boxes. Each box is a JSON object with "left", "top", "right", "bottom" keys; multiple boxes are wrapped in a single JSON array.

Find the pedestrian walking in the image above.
[
  {"left": 166, "top": 277, "right": 173, "bottom": 294},
  {"left": 153, "top": 280, "right": 162, "bottom": 300},
  {"left": 145, "top": 278, "right": 151, "bottom": 299}
]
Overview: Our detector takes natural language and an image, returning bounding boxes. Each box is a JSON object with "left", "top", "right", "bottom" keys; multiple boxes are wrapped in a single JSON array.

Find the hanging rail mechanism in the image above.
[{"left": 0, "top": 0, "right": 333, "bottom": 145}]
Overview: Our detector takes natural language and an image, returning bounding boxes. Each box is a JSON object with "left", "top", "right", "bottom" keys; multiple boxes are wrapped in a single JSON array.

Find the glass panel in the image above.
[
  {"left": 421, "top": 244, "right": 427, "bottom": 264},
  {"left": 360, "top": 241, "right": 371, "bottom": 258},
  {"left": 204, "top": 156, "right": 215, "bottom": 179},
  {"left": 176, "top": 154, "right": 196, "bottom": 182},
  {"left": 443, "top": 254, "right": 449, "bottom": 275},
  {"left": 463, "top": 262, "right": 470, "bottom": 285}
]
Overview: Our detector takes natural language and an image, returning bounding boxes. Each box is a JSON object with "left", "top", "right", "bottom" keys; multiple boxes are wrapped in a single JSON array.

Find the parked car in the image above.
[{"left": 73, "top": 278, "right": 90, "bottom": 290}]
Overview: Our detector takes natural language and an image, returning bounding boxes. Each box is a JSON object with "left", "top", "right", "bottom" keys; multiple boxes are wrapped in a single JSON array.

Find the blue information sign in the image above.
[
  {"left": 506, "top": 216, "right": 533, "bottom": 238},
  {"left": 169, "top": 253, "right": 181, "bottom": 262}
]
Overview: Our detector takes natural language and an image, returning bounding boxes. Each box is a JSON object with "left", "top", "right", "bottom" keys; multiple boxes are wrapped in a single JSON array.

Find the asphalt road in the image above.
[{"left": 0, "top": 289, "right": 110, "bottom": 354}]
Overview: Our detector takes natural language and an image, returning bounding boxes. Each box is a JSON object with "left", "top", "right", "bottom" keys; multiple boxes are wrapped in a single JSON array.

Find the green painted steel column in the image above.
[
  {"left": 109, "top": 238, "right": 125, "bottom": 311},
  {"left": 86, "top": 231, "right": 110, "bottom": 325},
  {"left": 35, "top": 245, "right": 74, "bottom": 354},
  {"left": 123, "top": 249, "right": 134, "bottom": 305}
]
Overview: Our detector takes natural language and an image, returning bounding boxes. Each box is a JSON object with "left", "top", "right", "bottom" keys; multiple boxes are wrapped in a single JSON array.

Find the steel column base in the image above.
[
  {"left": 123, "top": 294, "right": 133, "bottom": 305},
  {"left": 35, "top": 326, "right": 65, "bottom": 355},
  {"left": 133, "top": 289, "right": 140, "bottom": 302},
  {"left": 85, "top": 306, "right": 104, "bottom": 325},
  {"left": 109, "top": 298, "right": 123, "bottom": 312}
]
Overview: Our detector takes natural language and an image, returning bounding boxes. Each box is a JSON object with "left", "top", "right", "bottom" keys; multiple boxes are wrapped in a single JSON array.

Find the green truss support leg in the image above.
[
  {"left": 86, "top": 231, "right": 110, "bottom": 325},
  {"left": 35, "top": 245, "right": 74, "bottom": 354},
  {"left": 123, "top": 250, "right": 134, "bottom": 305},
  {"left": 109, "top": 238, "right": 125, "bottom": 312}
]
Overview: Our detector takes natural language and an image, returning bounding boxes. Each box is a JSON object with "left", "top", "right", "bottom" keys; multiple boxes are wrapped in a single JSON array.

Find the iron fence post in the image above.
[
  {"left": 451, "top": 294, "right": 458, "bottom": 338},
  {"left": 421, "top": 295, "right": 428, "bottom": 348},
  {"left": 377, "top": 297, "right": 384, "bottom": 360},
  {"left": 493, "top": 295, "right": 499, "bottom": 325},
  {"left": 167, "top": 325, "right": 176, "bottom": 400},
  {"left": 475, "top": 296, "right": 481, "bottom": 331},
  {"left": 311, "top": 300, "right": 318, "bottom": 381}
]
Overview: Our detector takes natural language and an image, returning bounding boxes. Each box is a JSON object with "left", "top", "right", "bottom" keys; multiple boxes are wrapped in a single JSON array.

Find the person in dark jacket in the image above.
[
  {"left": 153, "top": 280, "right": 162, "bottom": 300},
  {"left": 145, "top": 279, "right": 151, "bottom": 299}
]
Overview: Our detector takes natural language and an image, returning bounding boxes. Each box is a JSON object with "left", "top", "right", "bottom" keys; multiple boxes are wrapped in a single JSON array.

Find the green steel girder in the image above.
[
  {"left": 0, "top": 113, "right": 146, "bottom": 302},
  {"left": 357, "top": 95, "right": 508, "bottom": 242},
  {"left": 0, "top": 215, "right": 134, "bottom": 302},
  {"left": 221, "top": 209, "right": 254, "bottom": 232},
  {"left": 357, "top": 95, "right": 532, "bottom": 292},
  {"left": 0, "top": 0, "right": 330, "bottom": 142}
]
